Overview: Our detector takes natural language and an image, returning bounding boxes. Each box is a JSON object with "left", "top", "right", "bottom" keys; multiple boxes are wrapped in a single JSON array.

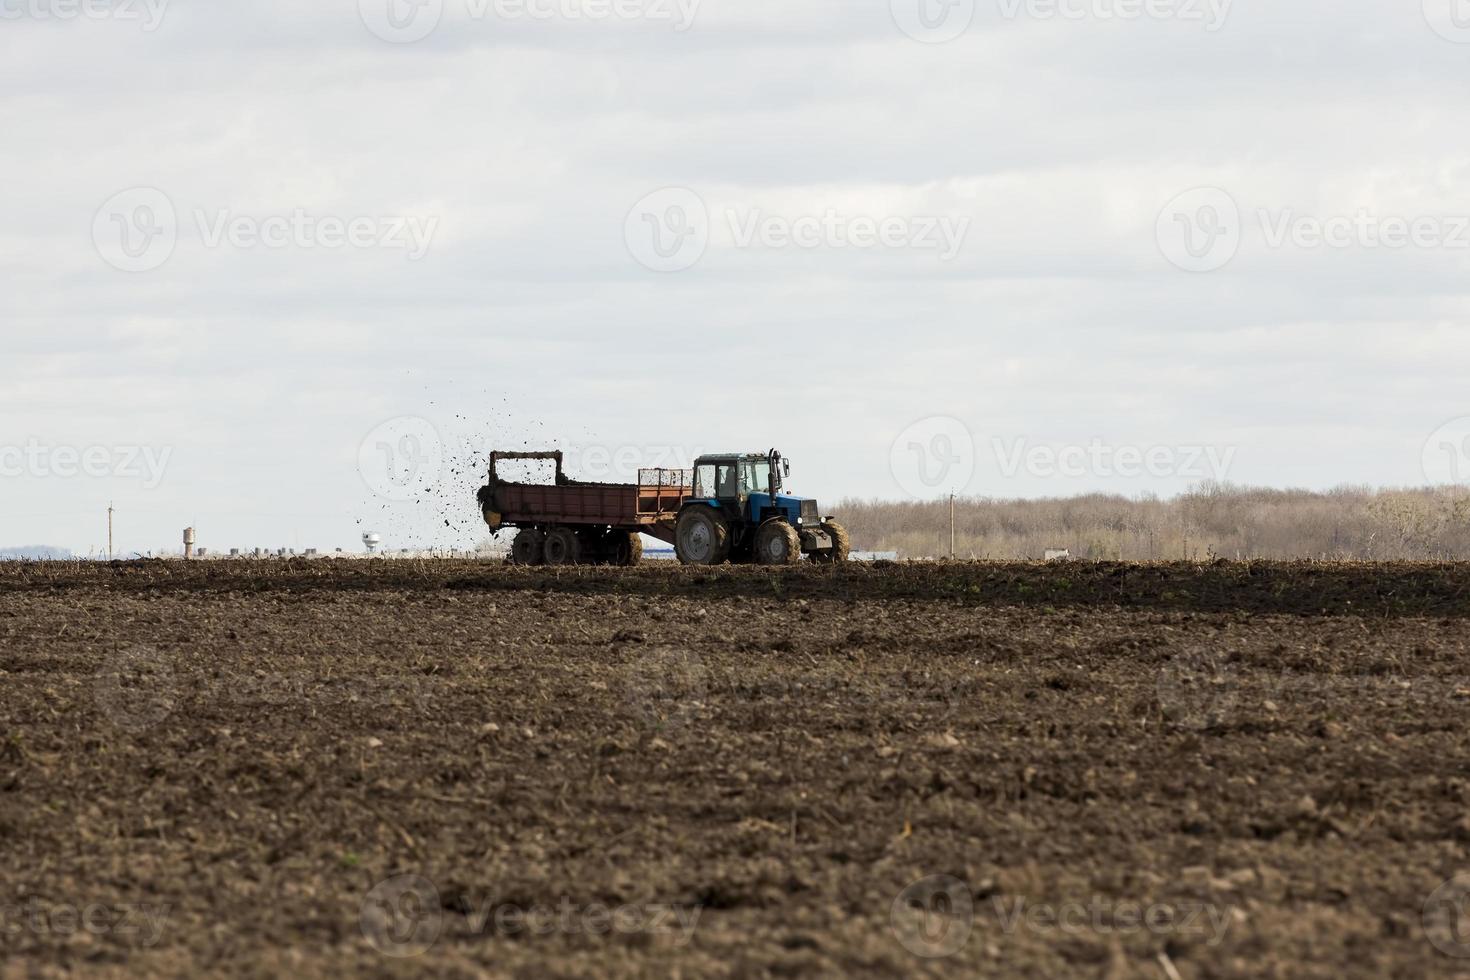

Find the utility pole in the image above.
[
  {"left": 949, "top": 492, "right": 956, "bottom": 559},
  {"left": 107, "top": 502, "right": 114, "bottom": 560}
]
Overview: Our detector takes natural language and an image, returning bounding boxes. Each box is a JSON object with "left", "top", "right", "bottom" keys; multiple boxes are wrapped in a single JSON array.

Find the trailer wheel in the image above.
[
  {"left": 809, "top": 519, "right": 851, "bottom": 564},
  {"left": 543, "top": 527, "right": 582, "bottom": 565},
  {"left": 676, "top": 508, "right": 729, "bottom": 566},
  {"left": 755, "top": 519, "right": 801, "bottom": 566},
  {"left": 510, "top": 529, "right": 545, "bottom": 566},
  {"left": 607, "top": 531, "right": 643, "bottom": 567}
]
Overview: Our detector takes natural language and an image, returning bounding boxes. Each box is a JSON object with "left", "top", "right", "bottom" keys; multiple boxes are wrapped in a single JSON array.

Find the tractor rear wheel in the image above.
[
  {"left": 809, "top": 519, "right": 851, "bottom": 564},
  {"left": 755, "top": 519, "right": 801, "bottom": 566},
  {"left": 510, "top": 528, "right": 545, "bottom": 566},
  {"left": 675, "top": 508, "right": 730, "bottom": 566},
  {"left": 543, "top": 527, "right": 582, "bottom": 565}
]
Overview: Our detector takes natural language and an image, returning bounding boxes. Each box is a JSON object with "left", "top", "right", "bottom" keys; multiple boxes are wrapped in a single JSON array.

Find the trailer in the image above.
[
  {"left": 477, "top": 447, "right": 850, "bottom": 567},
  {"left": 476, "top": 451, "right": 692, "bottom": 565}
]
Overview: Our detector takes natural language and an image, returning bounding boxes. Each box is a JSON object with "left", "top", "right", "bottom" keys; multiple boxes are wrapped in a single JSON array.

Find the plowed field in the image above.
[{"left": 2, "top": 560, "right": 1468, "bottom": 977}]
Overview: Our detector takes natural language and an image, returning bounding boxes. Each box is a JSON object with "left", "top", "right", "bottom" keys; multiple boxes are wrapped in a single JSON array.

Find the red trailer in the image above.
[{"left": 476, "top": 451, "right": 692, "bottom": 565}]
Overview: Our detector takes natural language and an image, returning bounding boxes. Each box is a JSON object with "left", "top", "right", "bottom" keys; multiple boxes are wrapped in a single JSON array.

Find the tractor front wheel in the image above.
[
  {"left": 755, "top": 519, "right": 801, "bottom": 566},
  {"left": 809, "top": 519, "right": 851, "bottom": 564},
  {"left": 675, "top": 508, "right": 730, "bottom": 566}
]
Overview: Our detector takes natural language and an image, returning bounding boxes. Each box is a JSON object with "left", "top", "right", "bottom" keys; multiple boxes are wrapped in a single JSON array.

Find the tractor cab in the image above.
[{"left": 674, "top": 449, "right": 849, "bottom": 566}]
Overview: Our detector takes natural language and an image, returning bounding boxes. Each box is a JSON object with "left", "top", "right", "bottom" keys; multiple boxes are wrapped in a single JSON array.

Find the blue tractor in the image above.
[{"left": 674, "top": 449, "right": 849, "bottom": 566}]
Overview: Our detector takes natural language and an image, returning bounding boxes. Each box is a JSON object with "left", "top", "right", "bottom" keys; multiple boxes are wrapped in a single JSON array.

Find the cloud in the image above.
[{"left": 3, "top": 1, "right": 1469, "bottom": 552}]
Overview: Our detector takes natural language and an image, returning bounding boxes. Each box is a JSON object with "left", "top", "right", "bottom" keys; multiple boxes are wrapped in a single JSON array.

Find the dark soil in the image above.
[{"left": 1, "top": 560, "right": 1468, "bottom": 977}]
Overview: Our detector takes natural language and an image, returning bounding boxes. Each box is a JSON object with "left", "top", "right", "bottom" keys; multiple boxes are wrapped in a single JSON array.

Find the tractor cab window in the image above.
[
  {"left": 694, "top": 464, "right": 718, "bottom": 498},
  {"left": 695, "top": 463, "right": 740, "bottom": 499},
  {"left": 741, "top": 461, "right": 770, "bottom": 496}
]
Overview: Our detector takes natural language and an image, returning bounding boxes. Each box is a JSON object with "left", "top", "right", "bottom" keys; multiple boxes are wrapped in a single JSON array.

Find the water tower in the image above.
[{"left": 362, "top": 532, "right": 382, "bottom": 555}]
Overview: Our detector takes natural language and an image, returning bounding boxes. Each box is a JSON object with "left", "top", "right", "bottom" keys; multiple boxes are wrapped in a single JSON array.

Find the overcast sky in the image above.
[{"left": 4, "top": 0, "right": 1470, "bottom": 555}]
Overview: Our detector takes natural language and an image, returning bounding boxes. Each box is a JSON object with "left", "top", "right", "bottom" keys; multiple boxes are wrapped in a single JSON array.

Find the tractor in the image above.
[{"left": 674, "top": 449, "right": 849, "bottom": 566}]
